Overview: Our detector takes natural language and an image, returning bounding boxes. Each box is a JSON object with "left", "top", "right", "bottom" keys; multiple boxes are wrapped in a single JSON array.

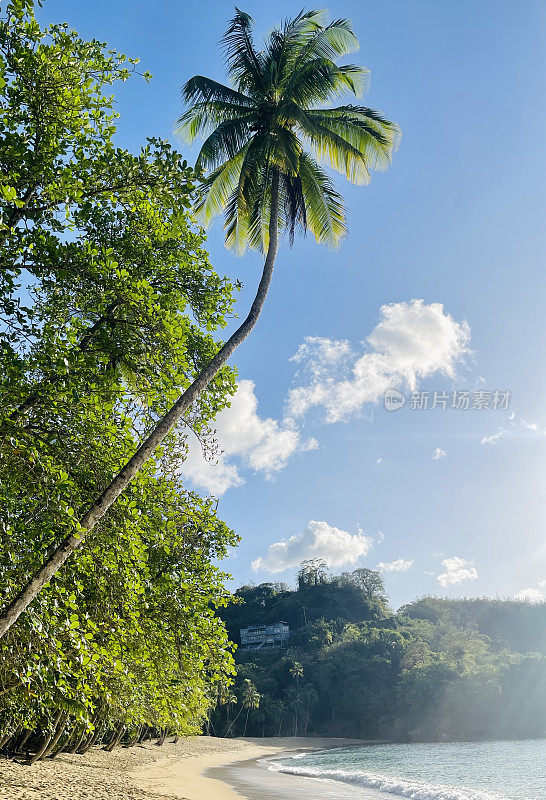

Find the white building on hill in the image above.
[{"left": 239, "top": 622, "right": 290, "bottom": 650}]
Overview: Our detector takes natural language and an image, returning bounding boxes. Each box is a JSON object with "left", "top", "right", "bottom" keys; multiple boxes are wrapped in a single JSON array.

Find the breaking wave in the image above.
[{"left": 266, "top": 759, "right": 509, "bottom": 800}]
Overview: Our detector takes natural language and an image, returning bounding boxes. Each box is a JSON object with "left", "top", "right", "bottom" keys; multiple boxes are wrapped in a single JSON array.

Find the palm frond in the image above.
[
  {"left": 222, "top": 8, "right": 266, "bottom": 95},
  {"left": 224, "top": 135, "right": 270, "bottom": 253},
  {"left": 308, "top": 105, "right": 401, "bottom": 167},
  {"left": 282, "top": 16, "right": 360, "bottom": 97},
  {"left": 182, "top": 75, "right": 253, "bottom": 106},
  {"left": 194, "top": 144, "right": 250, "bottom": 227},
  {"left": 289, "top": 107, "right": 370, "bottom": 184},
  {"left": 285, "top": 58, "right": 370, "bottom": 106},
  {"left": 196, "top": 117, "right": 256, "bottom": 171},
  {"left": 280, "top": 172, "right": 307, "bottom": 245},
  {"left": 297, "top": 153, "right": 346, "bottom": 246},
  {"left": 177, "top": 99, "right": 255, "bottom": 144},
  {"left": 179, "top": 8, "right": 399, "bottom": 253}
]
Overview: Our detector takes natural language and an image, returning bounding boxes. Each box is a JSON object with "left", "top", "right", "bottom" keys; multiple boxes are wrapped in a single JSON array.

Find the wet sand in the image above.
[
  {"left": 131, "top": 737, "right": 371, "bottom": 799},
  {"left": 212, "top": 750, "right": 384, "bottom": 800}
]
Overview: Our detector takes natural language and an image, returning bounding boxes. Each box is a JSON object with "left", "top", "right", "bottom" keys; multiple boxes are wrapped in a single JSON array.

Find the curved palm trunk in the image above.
[
  {"left": 225, "top": 700, "right": 246, "bottom": 738},
  {"left": 0, "top": 172, "right": 280, "bottom": 639}
]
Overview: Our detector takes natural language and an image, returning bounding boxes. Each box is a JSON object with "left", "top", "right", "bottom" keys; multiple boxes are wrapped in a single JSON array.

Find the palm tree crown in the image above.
[{"left": 178, "top": 8, "right": 400, "bottom": 253}]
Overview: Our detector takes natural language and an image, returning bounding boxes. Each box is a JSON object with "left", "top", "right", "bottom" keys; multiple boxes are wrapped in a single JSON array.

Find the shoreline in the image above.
[
  {"left": 2, "top": 735, "right": 540, "bottom": 800},
  {"left": 208, "top": 745, "right": 383, "bottom": 800},
  {"left": 131, "top": 736, "right": 373, "bottom": 800},
  {"left": 0, "top": 735, "right": 376, "bottom": 800}
]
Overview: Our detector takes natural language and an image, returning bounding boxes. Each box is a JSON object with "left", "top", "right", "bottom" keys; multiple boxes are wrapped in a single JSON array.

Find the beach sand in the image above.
[{"left": 0, "top": 735, "right": 370, "bottom": 800}]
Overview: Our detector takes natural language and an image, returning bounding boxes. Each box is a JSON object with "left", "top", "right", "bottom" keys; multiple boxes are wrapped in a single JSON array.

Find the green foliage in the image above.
[
  {"left": 400, "top": 596, "right": 546, "bottom": 655},
  {"left": 178, "top": 9, "right": 400, "bottom": 253},
  {"left": 0, "top": 0, "right": 239, "bottom": 748},
  {"left": 212, "top": 569, "right": 546, "bottom": 741}
]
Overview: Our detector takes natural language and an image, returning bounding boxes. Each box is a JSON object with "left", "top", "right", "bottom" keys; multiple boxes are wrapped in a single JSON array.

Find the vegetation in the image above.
[
  {"left": 0, "top": 0, "right": 238, "bottom": 756},
  {"left": 0, "top": 2, "right": 540, "bottom": 760},
  {"left": 212, "top": 565, "right": 546, "bottom": 742},
  {"left": 0, "top": 5, "right": 399, "bottom": 635}
]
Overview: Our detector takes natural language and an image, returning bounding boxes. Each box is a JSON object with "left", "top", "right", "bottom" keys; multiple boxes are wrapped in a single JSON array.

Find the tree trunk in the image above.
[
  {"left": 225, "top": 701, "right": 245, "bottom": 738},
  {"left": 28, "top": 709, "right": 63, "bottom": 764},
  {"left": 138, "top": 725, "right": 148, "bottom": 743},
  {"left": 80, "top": 719, "right": 106, "bottom": 753},
  {"left": 156, "top": 727, "right": 167, "bottom": 746},
  {"left": 104, "top": 723, "right": 125, "bottom": 752},
  {"left": 124, "top": 724, "right": 143, "bottom": 748},
  {"left": 44, "top": 711, "right": 68, "bottom": 758},
  {"left": 68, "top": 725, "right": 88, "bottom": 754},
  {"left": 243, "top": 708, "right": 250, "bottom": 737},
  {"left": 16, "top": 728, "right": 32, "bottom": 756},
  {"left": 0, "top": 172, "right": 280, "bottom": 638}
]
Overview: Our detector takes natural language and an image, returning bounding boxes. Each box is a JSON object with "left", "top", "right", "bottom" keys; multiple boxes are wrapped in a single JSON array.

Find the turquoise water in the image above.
[{"left": 268, "top": 739, "right": 546, "bottom": 800}]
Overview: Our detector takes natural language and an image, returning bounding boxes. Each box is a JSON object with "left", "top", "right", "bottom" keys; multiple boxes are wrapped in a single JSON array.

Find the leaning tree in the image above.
[{"left": 0, "top": 8, "right": 399, "bottom": 637}]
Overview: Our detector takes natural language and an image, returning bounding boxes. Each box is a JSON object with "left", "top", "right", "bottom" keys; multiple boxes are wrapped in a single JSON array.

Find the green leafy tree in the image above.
[
  {"left": 0, "top": 5, "right": 399, "bottom": 636},
  {"left": 298, "top": 558, "right": 329, "bottom": 588},
  {"left": 0, "top": 0, "right": 241, "bottom": 757}
]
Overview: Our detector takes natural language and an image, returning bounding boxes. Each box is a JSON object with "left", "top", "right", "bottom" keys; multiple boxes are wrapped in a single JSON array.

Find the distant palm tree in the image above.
[
  {"left": 242, "top": 680, "right": 261, "bottom": 736},
  {"left": 289, "top": 661, "right": 304, "bottom": 735},
  {"left": 0, "top": 9, "right": 399, "bottom": 638},
  {"left": 290, "top": 661, "right": 304, "bottom": 684},
  {"left": 225, "top": 678, "right": 260, "bottom": 737},
  {"left": 224, "top": 690, "right": 238, "bottom": 734}
]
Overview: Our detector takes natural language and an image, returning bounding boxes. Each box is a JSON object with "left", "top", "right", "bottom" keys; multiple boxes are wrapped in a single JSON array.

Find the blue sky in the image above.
[{"left": 38, "top": 1, "right": 546, "bottom": 607}]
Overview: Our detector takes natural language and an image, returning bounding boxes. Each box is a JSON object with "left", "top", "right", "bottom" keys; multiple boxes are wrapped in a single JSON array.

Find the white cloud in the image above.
[
  {"left": 180, "top": 442, "right": 244, "bottom": 497},
  {"left": 290, "top": 336, "right": 353, "bottom": 375},
  {"left": 377, "top": 558, "right": 414, "bottom": 573},
  {"left": 437, "top": 556, "right": 478, "bottom": 587},
  {"left": 181, "top": 380, "right": 316, "bottom": 495},
  {"left": 481, "top": 413, "right": 544, "bottom": 447},
  {"left": 514, "top": 587, "right": 545, "bottom": 602},
  {"left": 252, "top": 520, "right": 373, "bottom": 573},
  {"left": 431, "top": 448, "right": 447, "bottom": 460},
  {"left": 481, "top": 429, "right": 505, "bottom": 445},
  {"left": 520, "top": 419, "right": 538, "bottom": 431},
  {"left": 287, "top": 300, "right": 470, "bottom": 423},
  {"left": 515, "top": 580, "right": 546, "bottom": 602}
]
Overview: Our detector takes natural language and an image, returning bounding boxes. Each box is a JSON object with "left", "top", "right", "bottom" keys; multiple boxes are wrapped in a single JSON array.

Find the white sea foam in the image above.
[{"left": 266, "top": 761, "right": 510, "bottom": 800}]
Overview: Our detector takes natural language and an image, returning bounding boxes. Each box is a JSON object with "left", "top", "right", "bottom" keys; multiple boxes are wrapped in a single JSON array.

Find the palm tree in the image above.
[
  {"left": 0, "top": 9, "right": 399, "bottom": 638},
  {"left": 242, "top": 680, "right": 261, "bottom": 736},
  {"left": 225, "top": 678, "right": 260, "bottom": 737},
  {"left": 224, "top": 690, "right": 238, "bottom": 736},
  {"left": 289, "top": 661, "right": 304, "bottom": 735}
]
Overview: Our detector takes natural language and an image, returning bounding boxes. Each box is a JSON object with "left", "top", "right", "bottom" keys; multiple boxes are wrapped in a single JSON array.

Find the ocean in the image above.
[{"left": 264, "top": 739, "right": 546, "bottom": 800}]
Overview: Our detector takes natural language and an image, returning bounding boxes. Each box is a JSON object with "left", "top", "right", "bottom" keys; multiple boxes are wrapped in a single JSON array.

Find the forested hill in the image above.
[
  {"left": 212, "top": 564, "right": 546, "bottom": 742},
  {"left": 400, "top": 596, "right": 546, "bottom": 656}
]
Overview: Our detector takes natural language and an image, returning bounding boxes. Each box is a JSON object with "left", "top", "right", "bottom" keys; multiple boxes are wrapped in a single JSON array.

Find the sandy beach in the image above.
[{"left": 0, "top": 735, "right": 370, "bottom": 800}]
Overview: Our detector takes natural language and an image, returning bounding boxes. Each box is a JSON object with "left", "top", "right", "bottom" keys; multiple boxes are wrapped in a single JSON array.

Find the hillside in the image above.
[{"left": 213, "top": 566, "right": 546, "bottom": 742}]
